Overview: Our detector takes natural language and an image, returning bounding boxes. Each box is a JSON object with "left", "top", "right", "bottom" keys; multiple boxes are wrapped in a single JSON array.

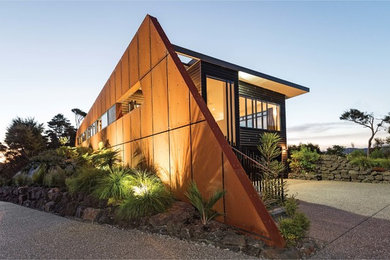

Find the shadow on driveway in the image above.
[{"left": 298, "top": 200, "right": 390, "bottom": 259}]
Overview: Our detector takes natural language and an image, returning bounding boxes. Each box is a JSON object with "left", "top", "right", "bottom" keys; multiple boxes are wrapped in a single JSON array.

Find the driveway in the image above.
[
  {"left": 288, "top": 179, "right": 390, "bottom": 259},
  {"left": 0, "top": 201, "right": 251, "bottom": 259}
]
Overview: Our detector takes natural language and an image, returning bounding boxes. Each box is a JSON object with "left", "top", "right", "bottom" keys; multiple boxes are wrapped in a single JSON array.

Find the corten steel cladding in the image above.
[{"left": 76, "top": 15, "right": 285, "bottom": 247}]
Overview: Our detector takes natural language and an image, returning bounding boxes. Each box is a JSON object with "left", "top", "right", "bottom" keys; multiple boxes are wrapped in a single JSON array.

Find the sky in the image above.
[{"left": 0, "top": 1, "right": 389, "bottom": 150}]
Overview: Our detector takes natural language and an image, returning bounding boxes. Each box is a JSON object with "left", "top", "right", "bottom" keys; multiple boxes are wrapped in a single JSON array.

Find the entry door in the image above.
[{"left": 206, "top": 76, "right": 236, "bottom": 145}]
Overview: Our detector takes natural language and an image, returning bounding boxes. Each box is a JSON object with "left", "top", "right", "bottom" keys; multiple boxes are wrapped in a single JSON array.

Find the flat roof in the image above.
[{"left": 173, "top": 44, "right": 310, "bottom": 99}]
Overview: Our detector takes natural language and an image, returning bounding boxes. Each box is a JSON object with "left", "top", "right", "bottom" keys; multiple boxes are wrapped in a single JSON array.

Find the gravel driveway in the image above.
[
  {"left": 0, "top": 201, "right": 252, "bottom": 259},
  {"left": 288, "top": 179, "right": 390, "bottom": 259}
]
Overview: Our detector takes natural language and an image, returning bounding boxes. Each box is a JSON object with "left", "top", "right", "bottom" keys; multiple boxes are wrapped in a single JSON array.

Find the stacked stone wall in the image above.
[{"left": 289, "top": 155, "right": 390, "bottom": 183}]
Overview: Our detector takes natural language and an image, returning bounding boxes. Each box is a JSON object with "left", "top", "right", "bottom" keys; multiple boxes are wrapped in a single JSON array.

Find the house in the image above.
[{"left": 76, "top": 15, "right": 309, "bottom": 248}]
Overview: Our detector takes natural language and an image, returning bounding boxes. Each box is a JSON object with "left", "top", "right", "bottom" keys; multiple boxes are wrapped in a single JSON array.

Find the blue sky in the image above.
[{"left": 0, "top": 1, "right": 389, "bottom": 149}]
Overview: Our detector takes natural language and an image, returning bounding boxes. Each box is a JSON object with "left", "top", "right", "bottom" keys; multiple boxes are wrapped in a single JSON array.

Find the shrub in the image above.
[
  {"left": 348, "top": 157, "right": 390, "bottom": 170},
  {"left": 288, "top": 146, "right": 320, "bottom": 174},
  {"left": 32, "top": 163, "right": 47, "bottom": 185},
  {"left": 85, "top": 148, "right": 120, "bottom": 171},
  {"left": 370, "top": 149, "right": 385, "bottom": 159},
  {"left": 284, "top": 196, "right": 298, "bottom": 217},
  {"left": 185, "top": 182, "right": 225, "bottom": 225},
  {"left": 326, "top": 145, "right": 346, "bottom": 157},
  {"left": 279, "top": 212, "right": 310, "bottom": 246},
  {"left": 347, "top": 149, "right": 366, "bottom": 160},
  {"left": 116, "top": 170, "right": 173, "bottom": 220},
  {"left": 65, "top": 167, "right": 106, "bottom": 194},
  {"left": 0, "top": 177, "right": 12, "bottom": 187},
  {"left": 42, "top": 168, "right": 66, "bottom": 188},
  {"left": 13, "top": 174, "right": 32, "bottom": 186},
  {"left": 94, "top": 167, "right": 134, "bottom": 203}
]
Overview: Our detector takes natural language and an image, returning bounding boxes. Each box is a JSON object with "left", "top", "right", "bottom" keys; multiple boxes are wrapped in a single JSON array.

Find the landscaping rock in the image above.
[
  {"left": 47, "top": 188, "right": 62, "bottom": 202},
  {"left": 75, "top": 206, "right": 85, "bottom": 218},
  {"left": 82, "top": 207, "right": 102, "bottom": 222},
  {"left": 148, "top": 201, "right": 195, "bottom": 228},
  {"left": 44, "top": 201, "right": 56, "bottom": 212},
  {"left": 221, "top": 232, "right": 246, "bottom": 251}
]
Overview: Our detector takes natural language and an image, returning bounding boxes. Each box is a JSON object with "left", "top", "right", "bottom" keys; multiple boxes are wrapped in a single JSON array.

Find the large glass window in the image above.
[
  {"left": 107, "top": 105, "right": 116, "bottom": 125},
  {"left": 206, "top": 77, "right": 227, "bottom": 135},
  {"left": 239, "top": 97, "right": 246, "bottom": 127},
  {"left": 239, "top": 95, "right": 281, "bottom": 131}
]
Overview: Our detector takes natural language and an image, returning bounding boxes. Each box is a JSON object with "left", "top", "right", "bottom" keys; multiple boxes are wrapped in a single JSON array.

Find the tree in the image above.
[
  {"left": 0, "top": 142, "right": 6, "bottom": 152},
  {"left": 258, "top": 133, "right": 285, "bottom": 177},
  {"left": 71, "top": 108, "right": 87, "bottom": 129},
  {"left": 5, "top": 117, "right": 47, "bottom": 157},
  {"left": 46, "top": 114, "right": 76, "bottom": 149},
  {"left": 340, "top": 109, "right": 388, "bottom": 156},
  {"left": 326, "top": 145, "right": 346, "bottom": 157}
]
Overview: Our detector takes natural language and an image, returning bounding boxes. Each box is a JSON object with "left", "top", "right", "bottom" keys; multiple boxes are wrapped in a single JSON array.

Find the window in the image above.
[
  {"left": 239, "top": 95, "right": 281, "bottom": 131},
  {"left": 97, "top": 119, "right": 102, "bottom": 132},
  {"left": 267, "top": 102, "right": 280, "bottom": 131},
  {"left": 239, "top": 97, "right": 246, "bottom": 127},
  {"left": 101, "top": 112, "right": 108, "bottom": 129},
  {"left": 107, "top": 105, "right": 116, "bottom": 125}
]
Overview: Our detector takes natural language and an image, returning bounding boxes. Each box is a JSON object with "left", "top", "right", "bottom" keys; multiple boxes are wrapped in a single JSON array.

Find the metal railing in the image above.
[{"left": 231, "top": 146, "right": 285, "bottom": 203}]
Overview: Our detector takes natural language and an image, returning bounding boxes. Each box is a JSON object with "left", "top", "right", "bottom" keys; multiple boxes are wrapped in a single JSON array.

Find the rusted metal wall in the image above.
[{"left": 76, "top": 15, "right": 285, "bottom": 248}]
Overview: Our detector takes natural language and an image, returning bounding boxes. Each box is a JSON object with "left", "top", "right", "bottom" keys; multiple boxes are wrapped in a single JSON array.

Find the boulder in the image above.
[
  {"left": 22, "top": 200, "right": 32, "bottom": 207},
  {"left": 75, "top": 206, "right": 85, "bottom": 218},
  {"left": 47, "top": 188, "right": 62, "bottom": 202},
  {"left": 82, "top": 207, "right": 102, "bottom": 222},
  {"left": 44, "top": 201, "right": 56, "bottom": 212},
  {"left": 18, "top": 194, "right": 27, "bottom": 205},
  {"left": 148, "top": 201, "right": 195, "bottom": 227}
]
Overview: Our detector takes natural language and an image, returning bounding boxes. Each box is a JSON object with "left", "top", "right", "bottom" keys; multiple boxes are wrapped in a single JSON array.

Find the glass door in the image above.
[{"left": 206, "top": 76, "right": 236, "bottom": 145}]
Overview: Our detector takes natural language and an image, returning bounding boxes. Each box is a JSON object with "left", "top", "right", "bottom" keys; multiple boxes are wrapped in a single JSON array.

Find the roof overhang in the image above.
[{"left": 173, "top": 44, "right": 309, "bottom": 99}]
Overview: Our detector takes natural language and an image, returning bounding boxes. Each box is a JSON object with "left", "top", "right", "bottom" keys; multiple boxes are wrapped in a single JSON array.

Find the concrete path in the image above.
[
  {"left": 288, "top": 179, "right": 390, "bottom": 259},
  {"left": 0, "top": 201, "right": 251, "bottom": 259}
]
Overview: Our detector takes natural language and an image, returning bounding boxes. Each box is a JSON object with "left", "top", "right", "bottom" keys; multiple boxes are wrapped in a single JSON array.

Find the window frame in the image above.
[{"left": 239, "top": 95, "right": 281, "bottom": 132}]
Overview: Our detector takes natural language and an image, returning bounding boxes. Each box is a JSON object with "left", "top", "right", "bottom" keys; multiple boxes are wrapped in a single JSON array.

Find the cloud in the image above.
[{"left": 287, "top": 121, "right": 388, "bottom": 149}]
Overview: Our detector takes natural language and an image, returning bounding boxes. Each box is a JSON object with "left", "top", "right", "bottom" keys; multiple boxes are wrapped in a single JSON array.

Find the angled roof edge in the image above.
[{"left": 173, "top": 44, "right": 310, "bottom": 97}]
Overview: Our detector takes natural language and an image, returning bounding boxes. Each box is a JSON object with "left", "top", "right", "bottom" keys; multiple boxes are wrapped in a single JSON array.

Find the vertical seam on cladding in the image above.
[{"left": 166, "top": 58, "right": 171, "bottom": 187}]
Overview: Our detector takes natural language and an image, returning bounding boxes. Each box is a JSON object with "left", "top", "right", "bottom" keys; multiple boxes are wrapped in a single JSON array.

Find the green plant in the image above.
[
  {"left": 94, "top": 167, "right": 134, "bottom": 204},
  {"left": 0, "top": 177, "right": 12, "bottom": 186},
  {"left": 116, "top": 170, "right": 173, "bottom": 220},
  {"left": 85, "top": 148, "right": 120, "bottom": 171},
  {"left": 279, "top": 212, "right": 310, "bottom": 246},
  {"left": 13, "top": 174, "right": 32, "bottom": 186},
  {"left": 348, "top": 156, "right": 390, "bottom": 169},
  {"left": 257, "top": 133, "right": 285, "bottom": 178},
  {"left": 42, "top": 168, "right": 66, "bottom": 188},
  {"left": 284, "top": 196, "right": 298, "bottom": 217},
  {"left": 326, "top": 145, "right": 346, "bottom": 157},
  {"left": 370, "top": 149, "right": 385, "bottom": 159},
  {"left": 65, "top": 167, "right": 106, "bottom": 194},
  {"left": 347, "top": 149, "right": 366, "bottom": 160},
  {"left": 288, "top": 146, "right": 320, "bottom": 174},
  {"left": 185, "top": 181, "right": 225, "bottom": 225},
  {"left": 32, "top": 163, "right": 47, "bottom": 185}
]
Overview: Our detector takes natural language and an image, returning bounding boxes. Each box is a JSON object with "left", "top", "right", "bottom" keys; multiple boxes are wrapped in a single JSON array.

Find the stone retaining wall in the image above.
[{"left": 289, "top": 155, "right": 390, "bottom": 183}]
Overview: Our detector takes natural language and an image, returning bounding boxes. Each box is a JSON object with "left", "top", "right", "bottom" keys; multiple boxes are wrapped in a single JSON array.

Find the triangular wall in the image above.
[{"left": 77, "top": 15, "right": 285, "bottom": 247}]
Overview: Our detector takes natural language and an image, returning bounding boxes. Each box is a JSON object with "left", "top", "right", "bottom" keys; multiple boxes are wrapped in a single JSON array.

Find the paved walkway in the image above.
[
  {"left": 0, "top": 201, "right": 251, "bottom": 259},
  {"left": 288, "top": 179, "right": 390, "bottom": 259}
]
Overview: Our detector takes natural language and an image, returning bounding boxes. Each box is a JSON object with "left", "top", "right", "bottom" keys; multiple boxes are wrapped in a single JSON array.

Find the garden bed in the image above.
[{"left": 0, "top": 185, "right": 319, "bottom": 259}]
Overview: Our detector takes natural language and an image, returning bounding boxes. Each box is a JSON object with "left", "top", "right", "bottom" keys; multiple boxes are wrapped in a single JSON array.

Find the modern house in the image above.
[{"left": 76, "top": 15, "right": 309, "bottom": 247}]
